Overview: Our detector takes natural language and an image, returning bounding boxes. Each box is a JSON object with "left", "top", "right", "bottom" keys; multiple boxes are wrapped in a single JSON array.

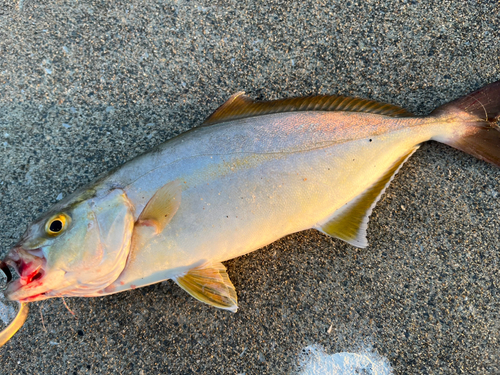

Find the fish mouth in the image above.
[{"left": 2, "top": 247, "right": 48, "bottom": 302}]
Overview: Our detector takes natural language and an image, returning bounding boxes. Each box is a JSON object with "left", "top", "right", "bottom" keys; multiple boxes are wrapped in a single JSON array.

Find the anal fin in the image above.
[
  {"left": 173, "top": 262, "right": 238, "bottom": 312},
  {"left": 318, "top": 147, "right": 419, "bottom": 248}
]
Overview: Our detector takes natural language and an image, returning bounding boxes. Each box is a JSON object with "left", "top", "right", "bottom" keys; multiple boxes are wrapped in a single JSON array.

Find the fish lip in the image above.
[{"left": 18, "top": 292, "right": 47, "bottom": 303}]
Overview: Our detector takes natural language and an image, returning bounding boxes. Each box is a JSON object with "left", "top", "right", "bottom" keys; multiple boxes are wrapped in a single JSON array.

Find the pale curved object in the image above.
[{"left": 0, "top": 302, "right": 29, "bottom": 347}]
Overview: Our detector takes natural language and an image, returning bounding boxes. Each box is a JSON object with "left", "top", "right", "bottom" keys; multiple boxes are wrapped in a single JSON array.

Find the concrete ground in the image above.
[{"left": 0, "top": 0, "right": 499, "bottom": 373}]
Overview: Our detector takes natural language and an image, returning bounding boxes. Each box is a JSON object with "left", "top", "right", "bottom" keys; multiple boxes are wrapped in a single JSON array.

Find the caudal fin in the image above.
[{"left": 431, "top": 80, "right": 500, "bottom": 167}]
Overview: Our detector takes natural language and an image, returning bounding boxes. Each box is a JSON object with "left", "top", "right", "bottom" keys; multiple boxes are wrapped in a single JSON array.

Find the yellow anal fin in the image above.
[
  {"left": 137, "top": 180, "right": 181, "bottom": 233},
  {"left": 203, "top": 92, "right": 413, "bottom": 126},
  {"left": 173, "top": 262, "right": 238, "bottom": 312},
  {"left": 318, "top": 147, "right": 419, "bottom": 248}
]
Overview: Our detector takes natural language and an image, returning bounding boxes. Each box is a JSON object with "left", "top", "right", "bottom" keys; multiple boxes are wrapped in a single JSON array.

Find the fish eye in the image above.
[{"left": 45, "top": 214, "right": 69, "bottom": 236}]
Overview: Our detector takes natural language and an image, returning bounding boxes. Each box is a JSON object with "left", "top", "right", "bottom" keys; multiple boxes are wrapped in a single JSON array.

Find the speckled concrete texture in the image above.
[{"left": 0, "top": 0, "right": 499, "bottom": 374}]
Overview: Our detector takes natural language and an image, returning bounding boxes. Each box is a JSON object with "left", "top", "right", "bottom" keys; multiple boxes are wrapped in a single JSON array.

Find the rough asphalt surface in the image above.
[{"left": 0, "top": 0, "right": 499, "bottom": 374}]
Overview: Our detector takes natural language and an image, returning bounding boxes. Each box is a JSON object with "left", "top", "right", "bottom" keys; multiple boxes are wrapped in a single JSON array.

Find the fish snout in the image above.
[{"left": 2, "top": 247, "right": 46, "bottom": 297}]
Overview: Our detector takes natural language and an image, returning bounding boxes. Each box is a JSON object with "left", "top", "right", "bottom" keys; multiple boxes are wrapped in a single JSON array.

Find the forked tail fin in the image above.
[{"left": 431, "top": 80, "right": 500, "bottom": 167}]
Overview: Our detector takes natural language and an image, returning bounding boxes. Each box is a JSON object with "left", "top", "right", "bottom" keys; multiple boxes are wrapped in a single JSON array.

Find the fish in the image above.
[{"left": 1, "top": 80, "right": 499, "bottom": 345}]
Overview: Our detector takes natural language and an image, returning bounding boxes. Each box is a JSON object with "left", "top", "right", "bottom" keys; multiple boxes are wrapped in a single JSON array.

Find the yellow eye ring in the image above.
[{"left": 45, "top": 214, "right": 69, "bottom": 236}]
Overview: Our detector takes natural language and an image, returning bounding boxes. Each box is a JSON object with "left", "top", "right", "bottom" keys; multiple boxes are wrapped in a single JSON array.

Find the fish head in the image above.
[{"left": 3, "top": 188, "right": 135, "bottom": 302}]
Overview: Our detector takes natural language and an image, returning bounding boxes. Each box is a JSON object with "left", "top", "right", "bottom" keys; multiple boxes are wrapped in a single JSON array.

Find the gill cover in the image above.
[{"left": 46, "top": 189, "right": 135, "bottom": 296}]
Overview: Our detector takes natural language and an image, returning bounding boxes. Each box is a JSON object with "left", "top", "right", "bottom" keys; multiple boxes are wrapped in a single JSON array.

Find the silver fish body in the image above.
[
  {"left": 103, "top": 111, "right": 437, "bottom": 293},
  {"left": 2, "top": 82, "right": 500, "bottom": 319}
]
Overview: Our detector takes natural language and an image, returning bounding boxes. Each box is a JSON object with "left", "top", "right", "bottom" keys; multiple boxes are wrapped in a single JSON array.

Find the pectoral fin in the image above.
[
  {"left": 137, "top": 180, "right": 181, "bottom": 233},
  {"left": 173, "top": 262, "right": 238, "bottom": 312},
  {"left": 318, "top": 147, "right": 419, "bottom": 248}
]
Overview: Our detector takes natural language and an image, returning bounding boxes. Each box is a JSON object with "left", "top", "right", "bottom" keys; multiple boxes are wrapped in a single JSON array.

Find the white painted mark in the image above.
[{"left": 298, "top": 344, "right": 393, "bottom": 375}]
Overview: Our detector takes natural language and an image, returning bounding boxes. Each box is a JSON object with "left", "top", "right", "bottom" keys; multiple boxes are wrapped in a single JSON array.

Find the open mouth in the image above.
[
  {"left": 0, "top": 261, "right": 13, "bottom": 285},
  {"left": 18, "top": 262, "right": 44, "bottom": 286},
  {"left": 2, "top": 247, "right": 47, "bottom": 300}
]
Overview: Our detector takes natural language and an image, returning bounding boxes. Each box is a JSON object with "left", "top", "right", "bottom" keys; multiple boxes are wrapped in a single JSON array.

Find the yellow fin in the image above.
[
  {"left": 138, "top": 180, "right": 181, "bottom": 233},
  {"left": 173, "top": 262, "right": 238, "bottom": 312},
  {"left": 203, "top": 92, "right": 413, "bottom": 125},
  {"left": 318, "top": 147, "right": 419, "bottom": 248}
]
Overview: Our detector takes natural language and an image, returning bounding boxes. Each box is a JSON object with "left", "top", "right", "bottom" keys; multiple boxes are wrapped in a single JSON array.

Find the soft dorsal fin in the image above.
[
  {"left": 137, "top": 180, "right": 182, "bottom": 233},
  {"left": 173, "top": 262, "right": 238, "bottom": 312},
  {"left": 203, "top": 92, "right": 413, "bottom": 125},
  {"left": 317, "top": 147, "right": 419, "bottom": 248}
]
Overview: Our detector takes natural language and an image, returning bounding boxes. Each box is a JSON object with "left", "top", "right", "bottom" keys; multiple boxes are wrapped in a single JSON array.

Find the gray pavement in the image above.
[{"left": 0, "top": 0, "right": 499, "bottom": 374}]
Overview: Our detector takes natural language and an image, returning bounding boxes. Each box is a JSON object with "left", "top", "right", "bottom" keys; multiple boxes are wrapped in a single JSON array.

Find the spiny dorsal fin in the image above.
[
  {"left": 318, "top": 147, "right": 419, "bottom": 248},
  {"left": 203, "top": 92, "right": 413, "bottom": 125},
  {"left": 173, "top": 262, "right": 238, "bottom": 312},
  {"left": 137, "top": 180, "right": 181, "bottom": 233}
]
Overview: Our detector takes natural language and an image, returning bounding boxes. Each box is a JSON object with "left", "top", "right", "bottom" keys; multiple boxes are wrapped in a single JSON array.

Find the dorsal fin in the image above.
[{"left": 203, "top": 92, "right": 413, "bottom": 125}]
